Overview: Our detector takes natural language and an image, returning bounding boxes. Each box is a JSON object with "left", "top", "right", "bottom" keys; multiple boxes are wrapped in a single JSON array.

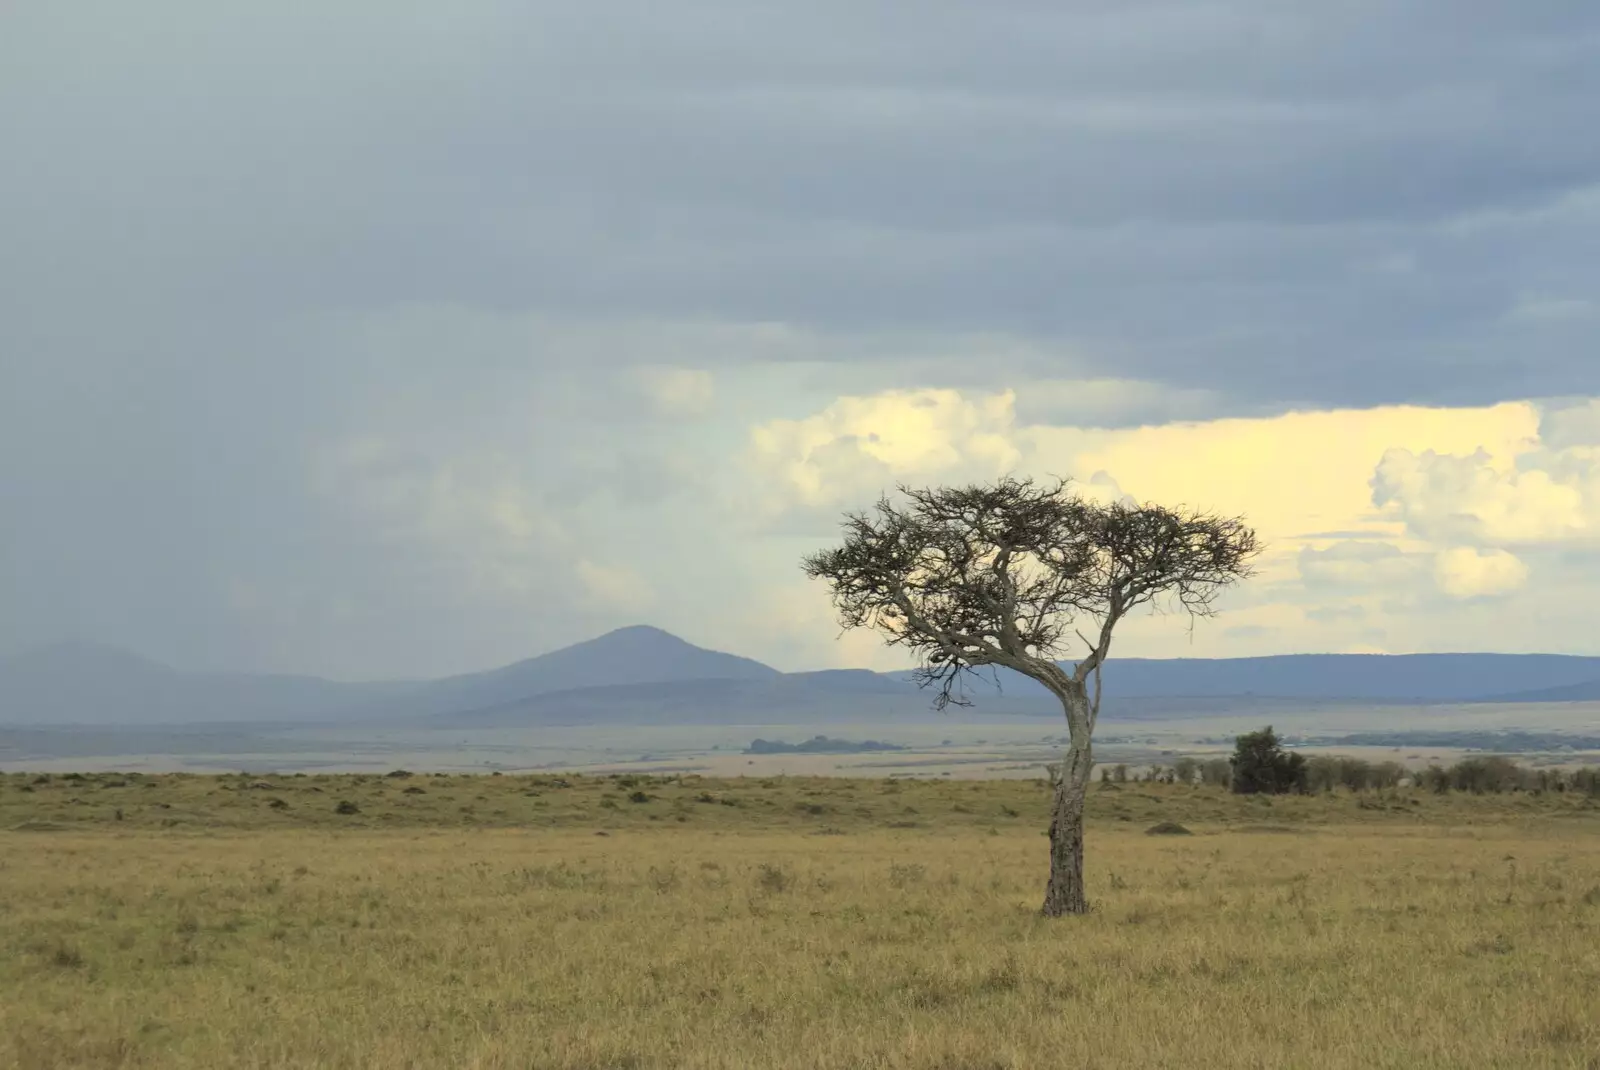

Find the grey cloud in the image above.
[{"left": 3, "top": 1, "right": 1599, "bottom": 674}]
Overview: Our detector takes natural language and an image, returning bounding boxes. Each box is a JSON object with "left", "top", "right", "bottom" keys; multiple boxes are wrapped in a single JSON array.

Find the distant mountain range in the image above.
[{"left": 3, "top": 625, "right": 1600, "bottom": 727}]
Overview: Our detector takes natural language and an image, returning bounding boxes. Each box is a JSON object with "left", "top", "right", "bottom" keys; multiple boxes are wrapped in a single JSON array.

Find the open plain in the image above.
[{"left": 3, "top": 771, "right": 1599, "bottom": 1069}]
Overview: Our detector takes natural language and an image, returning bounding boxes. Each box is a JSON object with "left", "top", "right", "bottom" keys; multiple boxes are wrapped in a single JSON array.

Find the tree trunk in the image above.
[{"left": 1041, "top": 735, "right": 1094, "bottom": 917}]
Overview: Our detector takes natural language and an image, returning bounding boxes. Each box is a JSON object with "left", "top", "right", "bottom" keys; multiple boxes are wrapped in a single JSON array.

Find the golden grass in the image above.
[{"left": 2, "top": 773, "right": 1599, "bottom": 1069}]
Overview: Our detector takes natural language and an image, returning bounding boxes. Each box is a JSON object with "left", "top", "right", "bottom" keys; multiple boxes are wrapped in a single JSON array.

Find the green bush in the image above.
[{"left": 1229, "top": 727, "right": 1307, "bottom": 795}]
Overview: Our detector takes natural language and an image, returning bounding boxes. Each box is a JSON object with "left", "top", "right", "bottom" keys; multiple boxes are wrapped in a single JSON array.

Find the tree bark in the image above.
[{"left": 1042, "top": 691, "right": 1095, "bottom": 917}]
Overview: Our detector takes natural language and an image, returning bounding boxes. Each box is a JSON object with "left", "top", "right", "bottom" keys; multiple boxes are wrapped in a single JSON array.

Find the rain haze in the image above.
[{"left": 3, "top": 2, "right": 1599, "bottom": 686}]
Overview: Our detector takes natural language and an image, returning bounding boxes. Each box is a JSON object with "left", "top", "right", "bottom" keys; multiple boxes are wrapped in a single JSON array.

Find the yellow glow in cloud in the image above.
[
  {"left": 749, "top": 388, "right": 1021, "bottom": 507},
  {"left": 748, "top": 390, "right": 1578, "bottom": 663},
  {"left": 1027, "top": 402, "right": 1542, "bottom": 549}
]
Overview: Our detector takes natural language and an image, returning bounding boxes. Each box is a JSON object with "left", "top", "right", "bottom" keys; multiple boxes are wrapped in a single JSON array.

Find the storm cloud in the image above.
[{"left": 2, "top": 2, "right": 1597, "bottom": 676}]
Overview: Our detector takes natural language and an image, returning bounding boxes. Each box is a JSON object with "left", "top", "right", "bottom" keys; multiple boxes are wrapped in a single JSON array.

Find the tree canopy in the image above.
[{"left": 802, "top": 476, "right": 1259, "bottom": 715}]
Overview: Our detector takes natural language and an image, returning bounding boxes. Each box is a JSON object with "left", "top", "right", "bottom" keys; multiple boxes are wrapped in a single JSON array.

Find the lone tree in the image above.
[{"left": 802, "top": 477, "right": 1257, "bottom": 916}]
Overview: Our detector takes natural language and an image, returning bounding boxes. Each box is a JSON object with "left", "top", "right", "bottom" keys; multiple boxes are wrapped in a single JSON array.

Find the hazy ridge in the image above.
[{"left": 5, "top": 625, "right": 1600, "bottom": 727}]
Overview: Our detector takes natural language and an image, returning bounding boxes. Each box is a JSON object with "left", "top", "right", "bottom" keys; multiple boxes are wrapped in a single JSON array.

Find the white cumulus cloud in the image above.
[
  {"left": 1370, "top": 447, "right": 1592, "bottom": 545},
  {"left": 747, "top": 388, "right": 1023, "bottom": 515}
]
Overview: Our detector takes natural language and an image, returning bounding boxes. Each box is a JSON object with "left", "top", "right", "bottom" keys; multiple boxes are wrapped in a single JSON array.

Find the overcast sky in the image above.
[{"left": 3, "top": 2, "right": 1598, "bottom": 678}]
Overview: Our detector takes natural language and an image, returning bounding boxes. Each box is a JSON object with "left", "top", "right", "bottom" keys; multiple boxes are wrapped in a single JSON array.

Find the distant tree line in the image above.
[
  {"left": 1100, "top": 725, "right": 1600, "bottom": 797},
  {"left": 1302, "top": 730, "right": 1600, "bottom": 753},
  {"left": 745, "top": 736, "right": 903, "bottom": 755}
]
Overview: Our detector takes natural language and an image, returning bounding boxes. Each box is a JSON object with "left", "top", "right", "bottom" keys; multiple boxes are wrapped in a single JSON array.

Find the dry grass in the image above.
[{"left": 2, "top": 773, "right": 1598, "bottom": 1069}]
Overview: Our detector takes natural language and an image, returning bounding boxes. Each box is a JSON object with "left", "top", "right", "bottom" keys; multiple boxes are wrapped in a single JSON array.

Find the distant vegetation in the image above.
[
  {"left": 1301, "top": 730, "right": 1600, "bottom": 752},
  {"left": 744, "top": 736, "right": 904, "bottom": 755},
  {"left": 1117, "top": 734, "right": 1600, "bottom": 798}
]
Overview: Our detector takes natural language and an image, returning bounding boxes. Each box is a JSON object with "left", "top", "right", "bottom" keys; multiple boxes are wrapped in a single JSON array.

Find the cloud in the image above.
[
  {"left": 1371, "top": 415, "right": 1600, "bottom": 548},
  {"left": 1297, "top": 541, "right": 1425, "bottom": 592},
  {"left": 6, "top": 3, "right": 1600, "bottom": 414},
  {"left": 748, "top": 386, "right": 1600, "bottom": 666},
  {"left": 1011, "top": 377, "right": 1233, "bottom": 429},
  {"left": 307, "top": 436, "right": 569, "bottom": 601},
  {"left": 575, "top": 560, "right": 656, "bottom": 613},
  {"left": 1539, "top": 397, "right": 1600, "bottom": 450},
  {"left": 1503, "top": 296, "right": 1597, "bottom": 325},
  {"left": 747, "top": 388, "right": 1023, "bottom": 519},
  {"left": 631, "top": 366, "right": 716, "bottom": 420},
  {"left": 5, "top": 3, "right": 1600, "bottom": 674},
  {"left": 1432, "top": 546, "right": 1529, "bottom": 599},
  {"left": 1304, "top": 604, "right": 1366, "bottom": 624}
]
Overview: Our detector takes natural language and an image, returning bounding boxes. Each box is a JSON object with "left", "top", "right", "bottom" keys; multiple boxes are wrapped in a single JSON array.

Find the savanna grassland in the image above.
[{"left": 3, "top": 771, "right": 1599, "bottom": 1069}]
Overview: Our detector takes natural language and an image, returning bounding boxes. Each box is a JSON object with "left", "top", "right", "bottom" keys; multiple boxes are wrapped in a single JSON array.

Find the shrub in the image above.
[
  {"left": 334, "top": 800, "right": 360, "bottom": 815},
  {"left": 1229, "top": 727, "right": 1307, "bottom": 795},
  {"left": 1303, "top": 756, "right": 1407, "bottom": 793},
  {"left": 888, "top": 863, "right": 926, "bottom": 888},
  {"left": 1449, "top": 756, "right": 1527, "bottom": 794},
  {"left": 756, "top": 864, "right": 791, "bottom": 893},
  {"left": 50, "top": 942, "right": 86, "bottom": 969},
  {"left": 647, "top": 865, "right": 679, "bottom": 894},
  {"left": 1199, "top": 758, "right": 1232, "bottom": 788}
]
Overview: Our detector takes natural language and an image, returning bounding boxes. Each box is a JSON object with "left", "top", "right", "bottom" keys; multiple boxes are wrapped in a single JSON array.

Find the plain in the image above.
[{"left": 2, "top": 771, "right": 1598, "bottom": 1070}]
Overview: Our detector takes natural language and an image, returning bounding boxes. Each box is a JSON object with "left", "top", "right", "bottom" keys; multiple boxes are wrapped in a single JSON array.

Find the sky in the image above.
[{"left": 2, "top": 2, "right": 1598, "bottom": 679}]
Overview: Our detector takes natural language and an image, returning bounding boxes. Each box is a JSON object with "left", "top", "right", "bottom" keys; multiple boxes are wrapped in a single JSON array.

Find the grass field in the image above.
[{"left": 3, "top": 771, "right": 1599, "bottom": 1069}]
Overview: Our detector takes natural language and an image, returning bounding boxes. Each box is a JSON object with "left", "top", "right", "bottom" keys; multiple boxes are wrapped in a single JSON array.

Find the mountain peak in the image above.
[
  {"left": 396, "top": 624, "right": 781, "bottom": 718},
  {"left": 591, "top": 624, "right": 679, "bottom": 641}
]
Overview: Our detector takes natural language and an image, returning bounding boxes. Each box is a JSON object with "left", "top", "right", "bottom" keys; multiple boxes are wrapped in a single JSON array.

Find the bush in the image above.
[
  {"left": 1198, "top": 758, "right": 1232, "bottom": 788},
  {"left": 1304, "top": 756, "right": 1408, "bottom": 793},
  {"left": 888, "top": 863, "right": 926, "bottom": 888},
  {"left": 1449, "top": 756, "right": 1528, "bottom": 794},
  {"left": 334, "top": 800, "right": 360, "bottom": 815},
  {"left": 756, "top": 863, "right": 791, "bottom": 893},
  {"left": 1229, "top": 727, "right": 1307, "bottom": 795}
]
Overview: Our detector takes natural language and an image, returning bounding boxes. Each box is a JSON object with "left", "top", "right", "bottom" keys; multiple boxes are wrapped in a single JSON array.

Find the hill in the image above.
[
  {"left": 0, "top": 627, "right": 781, "bottom": 726},
  {"left": 967, "top": 653, "right": 1600, "bottom": 704},
  {"left": 362, "top": 625, "right": 781, "bottom": 719},
  {"left": 0, "top": 641, "right": 410, "bottom": 726},
  {"left": 6, "top": 627, "right": 1600, "bottom": 727}
]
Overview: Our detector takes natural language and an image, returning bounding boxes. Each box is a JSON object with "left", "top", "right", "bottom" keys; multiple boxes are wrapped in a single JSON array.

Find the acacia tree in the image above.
[{"left": 802, "top": 477, "right": 1257, "bottom": 916}]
